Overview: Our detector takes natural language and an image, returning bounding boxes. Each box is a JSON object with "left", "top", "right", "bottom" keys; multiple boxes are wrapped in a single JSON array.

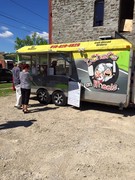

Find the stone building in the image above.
[{"left": 49, "top": 0, "right": 135, "bottom": 44}]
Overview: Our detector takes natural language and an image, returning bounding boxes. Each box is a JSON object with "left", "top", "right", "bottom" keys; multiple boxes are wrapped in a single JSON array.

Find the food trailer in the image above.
[{"left": 17, "top": 38, "right": 135, "bottom": 109}]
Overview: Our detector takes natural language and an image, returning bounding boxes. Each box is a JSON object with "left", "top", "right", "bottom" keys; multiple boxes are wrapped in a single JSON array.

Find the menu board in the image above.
[{"left": 68, "top": 81, "right": 81, "bottom": 107}]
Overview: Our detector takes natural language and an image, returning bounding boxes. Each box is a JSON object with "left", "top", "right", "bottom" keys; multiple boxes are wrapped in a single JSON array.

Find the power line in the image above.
[
  {"left": 0, "top": 11, "right": 44, "bottom": 31},
  {"left": 0, "top": 12, "right": 44, "bottom": 32},
  {"left": 10, "top": 0, "right": 48, "bottom": 22},
  {"left": 0, "top": 21, "right": 31, "bottom": 33}
]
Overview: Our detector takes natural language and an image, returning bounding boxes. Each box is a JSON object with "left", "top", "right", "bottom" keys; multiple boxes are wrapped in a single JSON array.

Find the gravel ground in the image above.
[{"left": 0, "top": 94, "right": 135, "bottom": 180}]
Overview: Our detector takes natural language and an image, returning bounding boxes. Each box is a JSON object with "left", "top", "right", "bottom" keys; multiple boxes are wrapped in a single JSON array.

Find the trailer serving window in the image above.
[
  {"left": 48, "top": 53, "right": 71, "bottom": 76},
  {"left": 17, "top": 51, "right": 72, "bottom": 106},
  {"left": 18, "top": 54, "right": 48, "bottom": 76},
  {"left": 18, "top": 52, "right": 72, "bottom": 77}
]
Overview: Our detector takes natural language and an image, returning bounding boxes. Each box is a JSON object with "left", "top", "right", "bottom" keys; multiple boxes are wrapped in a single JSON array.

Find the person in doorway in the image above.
[
  {"left": 31, "top": 64, "right": 38, "bottom": 75},
  {"left": 12, "top": 63, "right": 22, "bottom": 109},
  {"left": 20, "top": 64, "right": 32, "bottom": 113},
  {"left": 51, "top": 60, "right": 57, "bottom": 75}
]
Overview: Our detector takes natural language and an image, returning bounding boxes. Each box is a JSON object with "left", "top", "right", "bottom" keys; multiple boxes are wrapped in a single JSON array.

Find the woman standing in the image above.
[{"left": 20, "top": 64, "right": 32, "bottom": 113}]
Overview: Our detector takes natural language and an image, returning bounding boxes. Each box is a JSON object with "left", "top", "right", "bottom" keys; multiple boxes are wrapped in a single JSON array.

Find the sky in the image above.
[{"left": 0, "top": 0, "right": 49, "bottom": 53}]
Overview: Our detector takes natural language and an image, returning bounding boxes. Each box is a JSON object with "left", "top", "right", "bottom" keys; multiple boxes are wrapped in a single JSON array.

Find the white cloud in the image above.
[
  {"left": 1, "top": 26, "right": 9, "bottom": 31},
  {"left": 0, "top": 31, "right": 13, "bottom": 38},
  {"left": 30, "top": 31, "right": 49, "bottom": 40}
]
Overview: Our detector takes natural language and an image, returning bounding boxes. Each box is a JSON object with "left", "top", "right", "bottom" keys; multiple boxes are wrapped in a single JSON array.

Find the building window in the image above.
[
  {"left": 119, "top": 0, "right": 134, "bottom": 32},
  {"left": 93, "top": 0, "right": 104, "bottom": 27}
]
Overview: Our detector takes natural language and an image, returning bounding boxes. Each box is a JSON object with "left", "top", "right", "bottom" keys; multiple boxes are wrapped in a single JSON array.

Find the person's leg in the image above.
[
  {"left": 21, "top": 88, "right": 25, "bottom": 111},
  {"left": 15, "top": 85, "right": 18, "bottom": 106},
  {"left": 23, "top": 89, "right": 31, "bottom": 112},
  {"left": 23, "top": 104, "right": 27, "bottom": 111},
  {"left": 15, "top": 85, "right": 22, "bottom": 107}
]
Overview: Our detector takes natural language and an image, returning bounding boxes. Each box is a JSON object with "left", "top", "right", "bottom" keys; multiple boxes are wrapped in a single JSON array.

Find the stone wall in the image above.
[{"left": 51, "top": 0, "right": 135, "bottom": 44}]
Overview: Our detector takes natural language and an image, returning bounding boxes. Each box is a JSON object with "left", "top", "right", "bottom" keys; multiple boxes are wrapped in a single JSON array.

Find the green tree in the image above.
[{"left": 14, "top": 32, "right": 48, "bottom": 50}]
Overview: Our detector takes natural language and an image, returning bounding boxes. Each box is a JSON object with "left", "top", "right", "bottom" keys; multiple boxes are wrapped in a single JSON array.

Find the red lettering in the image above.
[
  {"left": 68, "top": 43, "right": 80, "bottom": 47},
  {"left": 101, "top": 55, "right": 108, "bottom": 59},
  {"left": 50, "top": 43, "right": 80, "bottom": 49},
  {"left": 90, "top": 52, "right": 119, "bottom": 62},
  {"left": 68, "top": 44, "right": 74, "bottom": 47},
  {"left": 63, "top": 45, "right": 68, "bottom": 48},
  {"left": 101, "top": 83, "right": 118, "bottom": 91},
  {"left": 50, "top": 45, "right": 58, "bottom": 48},
  {"left": 74, "top": 43, "right": 80, "bottom": 47}
]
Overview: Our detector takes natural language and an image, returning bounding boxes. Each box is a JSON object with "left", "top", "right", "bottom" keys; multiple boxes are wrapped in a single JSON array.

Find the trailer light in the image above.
[{"left": 126, "top": 45, "right": 130, "bottom": 49}]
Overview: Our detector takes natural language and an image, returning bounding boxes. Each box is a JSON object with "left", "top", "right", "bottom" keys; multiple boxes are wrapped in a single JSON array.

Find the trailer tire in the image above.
[
  {"left": 52, "top": 91, "right": 67, "bottom": 106},
  {"left": 37, "top": 89, "right": 51, "bottom": 105}
]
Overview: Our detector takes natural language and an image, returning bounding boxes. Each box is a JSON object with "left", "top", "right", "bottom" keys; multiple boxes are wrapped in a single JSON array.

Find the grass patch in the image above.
[
  {"left": 0, "top": 82, "right": 13, "bottom": 89},
  {"left": 0, "top": 83, "right": 14, "bottom": 97},
  {"left": 0, "top": 89, "right": 14, "bottom": 97}
]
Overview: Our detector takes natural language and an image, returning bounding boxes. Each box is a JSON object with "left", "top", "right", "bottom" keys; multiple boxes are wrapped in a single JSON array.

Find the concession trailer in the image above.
[{"left": 17, "top": 38, "right": 135, "bottom": 109}]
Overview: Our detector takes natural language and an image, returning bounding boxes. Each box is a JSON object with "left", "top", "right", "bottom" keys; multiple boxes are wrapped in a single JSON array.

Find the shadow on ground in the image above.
[
  {"left": 76, "top": 102, "right": 135, "bottom": 117},
  {"left": 0, "top": 120, "right": 37, "bottom": 130},
  {"left": 29, "top": 106, "right": 59, "bottom": 113},
  {"left": 30, "top": 95, "right": 135, "bottom": 117},
  {"left": 30, "top": 96, "right": 38, "bottom": 101}
]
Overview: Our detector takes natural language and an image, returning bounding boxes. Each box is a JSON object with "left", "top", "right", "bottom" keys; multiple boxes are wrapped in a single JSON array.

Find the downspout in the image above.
[{"left": 49, "top": 0, "right": 52, "bottom": 44}]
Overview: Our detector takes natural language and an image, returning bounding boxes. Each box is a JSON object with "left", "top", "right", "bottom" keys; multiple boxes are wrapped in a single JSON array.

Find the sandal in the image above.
[{"left": 23, "top": 110, "right": 30, "bottom": 113}]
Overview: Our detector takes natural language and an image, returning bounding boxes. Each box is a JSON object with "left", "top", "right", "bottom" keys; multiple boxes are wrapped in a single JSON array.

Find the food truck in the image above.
[{"left": 16, "top": 39, "right": 135, "bottom": 109}]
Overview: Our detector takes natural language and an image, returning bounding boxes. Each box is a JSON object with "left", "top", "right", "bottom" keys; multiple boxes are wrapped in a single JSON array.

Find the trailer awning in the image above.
[{"left": 17, "top": 39, "right": 133, "bottom": 54}]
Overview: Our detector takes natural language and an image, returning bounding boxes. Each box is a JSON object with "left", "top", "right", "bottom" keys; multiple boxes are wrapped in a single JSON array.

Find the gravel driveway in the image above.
[{"left": 0, "top": 94, "right": 135, "bottom": 180}]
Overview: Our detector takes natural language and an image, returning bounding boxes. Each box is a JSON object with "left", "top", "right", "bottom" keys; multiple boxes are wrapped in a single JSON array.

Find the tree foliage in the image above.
[{"left": 14, "top": 32, "right": 48, "bottom": 50}]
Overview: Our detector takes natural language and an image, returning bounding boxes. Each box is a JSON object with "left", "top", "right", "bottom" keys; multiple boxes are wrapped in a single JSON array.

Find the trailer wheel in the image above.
[
  {"left": 52, "top": 91, "right": 67, "bottom": 106},
  {"left": 37, "top": 89, "right": 51, "bottom": 105}
]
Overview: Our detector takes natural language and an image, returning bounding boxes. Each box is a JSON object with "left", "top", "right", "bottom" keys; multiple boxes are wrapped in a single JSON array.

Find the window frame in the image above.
[{"left": 93, "top": 0, "right": 104, "bottom": 27}]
